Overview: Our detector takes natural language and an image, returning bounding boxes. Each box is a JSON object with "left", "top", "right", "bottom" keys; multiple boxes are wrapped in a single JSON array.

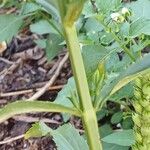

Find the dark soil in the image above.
[{"left": 0, "top": 34, "right": 73, "bottom": 150}]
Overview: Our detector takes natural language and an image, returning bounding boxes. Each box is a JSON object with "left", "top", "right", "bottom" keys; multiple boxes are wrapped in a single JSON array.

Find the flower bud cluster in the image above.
[{"left": 110, "top": 7, "right": 131, "bottom": 23}]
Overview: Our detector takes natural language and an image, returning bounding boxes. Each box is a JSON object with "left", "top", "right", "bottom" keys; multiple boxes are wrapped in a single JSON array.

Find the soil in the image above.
[{"left": 0, "top": 34, "right": 75, "bottom": 150}]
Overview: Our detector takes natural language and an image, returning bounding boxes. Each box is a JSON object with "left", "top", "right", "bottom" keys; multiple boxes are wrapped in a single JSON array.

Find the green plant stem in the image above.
[
  {"left": 63, "top": 23, "right": 102, "bottom": 150},
  {"left": 97, "top": 17, "right": 135, "bottom": 62},
  {"left": 111, "top": 32, "right": 135, "bottom": 62},
  {"left": 0, "top": 101, "right": 81, "bottom": 123}
]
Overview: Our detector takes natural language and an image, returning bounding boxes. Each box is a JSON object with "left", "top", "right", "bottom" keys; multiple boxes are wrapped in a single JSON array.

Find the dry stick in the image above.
[
  {"left": 0, "top": 57, "right": 14, "bottom": 65},
  {"left": 27, "top": 53, "right": 69, "bottom": 101},
  {"left": 0, "top": 85, "right": 64, "bottom": 97},
  {"left": 0, "top": 128, "right": 84, "bottom": 145},
  {"left": 0, "top": 135, "right": 24, "bottom": 145}
]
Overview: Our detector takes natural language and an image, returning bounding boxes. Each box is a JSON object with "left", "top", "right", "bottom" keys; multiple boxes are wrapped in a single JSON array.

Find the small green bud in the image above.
[{"left": 121, "top": 7, "right": 131, "bottom": 16}]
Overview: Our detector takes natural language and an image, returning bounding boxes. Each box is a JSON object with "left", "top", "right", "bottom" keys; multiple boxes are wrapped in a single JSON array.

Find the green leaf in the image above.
[
  {"left": 103, "top": 142, "right": 129, "bottom": 150},
  {"left": 102, "top": 130, "right": 135, "bottom": 146},
  {"left": 110, "top": 83, "right": 134, "bottom": 101},
  {"left": 25, "top": 121, "right": 51, "bottom": 139},
  {"left": 127, "top": 0, "right": 150, "bottom": 20},
  {"left": 46, "top": 34, "right": 64, "bottom": 60},
  {"left": 55, "top": 78, "right": 76, "bottom": 107},
  {"left": 54, "top": 77, "right": 78, "bottom": 121},
  {"left": 0, "top": 101, "right": 81, "bottom": 123},
  {"left": 99, "top": 124, "right": 113, "bottom": 138},
  {"left": 111, "top": 112, "right": 123, "bottom": 124},
  {"left": 122, "top": 117, "right": 134, "bottom": 130},
  {"left": 129, "top": 18, "right": 150, "bottom": 38},
  {"left": 82, "top": 44, "right": 116, "bottom": 77},
  {"left": 0, "top": 14, "right": 23, "bottom": 42},
  {"left": 34, "top": 39, "right": 47, "bottom": 49},
  {"left": 100, "top": 53, "right": 150, "bottom": 104},
  {"left": 97, "top": 0, "right": 122, "bottom": 14},
  {"left": 84, "top": 18, "right": 103, "bottom": 33},
  {"left": 22, "top": 2, "right": 41, "bottom": 14},
  {"left": 82, "top": 0, "right": 95, "bottom": 18},
  {"left": 53, "top": 124, "right": 89, "bottom": 150},
  {"left": 26, "top": 122, "right": 89, "bottom": 150},
  {"left": 30, "top": 20, "right": 60, "bottom": 35},
  {"left": 36, "top": 0, "right": 59, "bottom": 19}
]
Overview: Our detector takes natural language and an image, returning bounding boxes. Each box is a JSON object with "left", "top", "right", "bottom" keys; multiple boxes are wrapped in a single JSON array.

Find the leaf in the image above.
[
  {"left": 0, "top": 101, "right": 81, "bottom": 123},
  {"left": 122, "top": 117, "right": 134, "bottom": 130},
  {"left": 36, "top": 0, "right": 59, "bottom": 19},
  {"left": 26, "top": 122, "right": 89, "bottom": 150},
  {"left": 84, "top": 18, "right": 103, "bottom": 32},
  {"left": 97, "top": 0, "right": 122, "bottom": 14},
  {"left": 82, "top": 0, "right": 95, "bottom": 18},
  {"left": 111, "top": 112, "right": 123, "bottom": 124},
  {"left": 0, "top": 14, "right": 23, "bottom": 42},
  {"left": 127, "top": 0, "right": 150, "bottom": 20},
  {"left": 110, "top": 83, "right": 134, "bottom": 101},
  {"left": 129, "top": 18, "right": 150, "bottom": 38},
  {"left": 25, "top": 121, "right": 51, "bottom": 139},
  {"left": 30, "top": 20, "right": 60, "bottom": 35},
  {"left": 53, "top": 124, "right": 89, "bottom": 150},
  {"left": 99, "top": 124, "right": 113, "bottom": 138},
  {"left": 100, "top": 53, "right": 150, "bottom": 104},
  {"left": 34, "top": 39, "right": 47, "bottom": 49},
  {"left": 102, "top": 142, "right": 129, "bottom": 150},
  {"left": 54, "top": 77, "right": 78, "bottom": 121},
  {"left": 102, "top": 130, "right": 135, "bottom": 146},
  {"left": 82, "top": 44, "right": 116, "bottom": 77},
  {"left": 55, "top": 77, "right": 76, "bottom": 108},
  {"left": 22, "top": 2, "right": 41, "bottom": 14},
  {"left": 46, "top": 34, "right": 64, "bottom": 61}
]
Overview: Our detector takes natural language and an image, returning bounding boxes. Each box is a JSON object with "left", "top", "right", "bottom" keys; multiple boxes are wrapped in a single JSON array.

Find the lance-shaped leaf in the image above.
[
  {"left": 0, "top": 101, "right": 81, "bottom": 123},
  {"left": 98, "top": 53, "right": 150, "bottom": 108}
]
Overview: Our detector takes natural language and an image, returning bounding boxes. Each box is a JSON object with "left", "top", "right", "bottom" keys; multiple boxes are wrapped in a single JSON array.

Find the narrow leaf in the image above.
[
  {"left": 0, "top": 101, "right": 81, "bottom": 123},
  {"left": 100, "top": 53, "right": 150, "bottom": 104}
]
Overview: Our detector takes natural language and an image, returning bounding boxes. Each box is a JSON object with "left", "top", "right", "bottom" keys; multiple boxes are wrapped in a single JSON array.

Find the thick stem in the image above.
[{"left": 63, "top": 24, "right": 102, "bottom": 150}]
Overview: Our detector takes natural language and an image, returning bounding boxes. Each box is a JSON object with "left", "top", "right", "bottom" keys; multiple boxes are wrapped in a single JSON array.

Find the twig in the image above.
[
  {"left": 0, "top": 57, "right": 14, "bottom": 65},
  {"left": 0, "top": 85, "right": 64, "bottom": 97},
  {"left": 13, "top": 115, "right": 62, "bottom": 124},
  {"left": 27, "top": 53, "right": 69, "bottom": 101},
  {"left": 0, "top": 135, "right": 24, "bottom": 145}
]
